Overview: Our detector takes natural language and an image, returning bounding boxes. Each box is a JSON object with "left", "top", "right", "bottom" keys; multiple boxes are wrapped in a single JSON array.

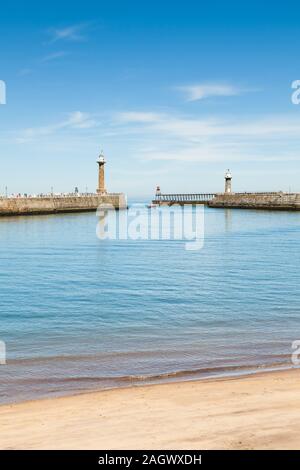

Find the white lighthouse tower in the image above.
[{"left": 225, "top": 169, "right": 232, "bottom": 193}]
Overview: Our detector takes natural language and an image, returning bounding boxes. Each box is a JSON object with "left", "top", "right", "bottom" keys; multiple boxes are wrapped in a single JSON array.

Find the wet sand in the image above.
[{"left": 0, "top": 369, "right": 300, "bottom": 450}]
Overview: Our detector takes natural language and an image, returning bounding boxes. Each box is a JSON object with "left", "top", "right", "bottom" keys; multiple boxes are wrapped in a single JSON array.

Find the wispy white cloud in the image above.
[
  {"left": 112, "top": 110, "right": 300, "bottom": 163},
  {"left": 116, "top": 111, "right": 300, "bottom": 139},
  {"left": 116, "top": 111, "right": 164, "bottom": 123},
  {"left": 176, "top": 83, "right": 245, "bottom": 101},
  {"left": 47, "top": 23, "right": 89, "bottom": 43},
  {"left": 16, "top": 112, "right": 97, "bottom": 143},
  {"left": 41, "top": 51, "right": 68, "bottom": 63},
  {"left": 67, "top": 111, "right": 98, "bottom": 129},
  {"left": 13, "top": 108, "right": 300, "bottom": 166},
  {"left": 18, "top": 23, "right": 91, "bottom": 78}
]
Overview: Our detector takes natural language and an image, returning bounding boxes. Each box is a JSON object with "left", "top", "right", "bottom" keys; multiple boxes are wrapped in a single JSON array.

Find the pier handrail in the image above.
[
  {"left": 0, "top": 192, "right": 124, "bottom": 200},
  {"left": 153, "top": 193, "right": 216, "bottom": 202},
  {"left": 233, "top": 192, "right": 284, "bottom": 195}
]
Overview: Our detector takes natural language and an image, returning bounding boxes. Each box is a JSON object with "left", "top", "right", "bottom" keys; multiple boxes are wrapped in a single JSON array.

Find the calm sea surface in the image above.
[{"left": 0, "top": 206, "right": 300, "bottom": 403}]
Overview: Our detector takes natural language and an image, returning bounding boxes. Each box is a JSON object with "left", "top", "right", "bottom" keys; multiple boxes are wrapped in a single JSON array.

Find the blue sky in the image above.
[{"left": 1, "top": 1, "right": 300, "bottom": 197}]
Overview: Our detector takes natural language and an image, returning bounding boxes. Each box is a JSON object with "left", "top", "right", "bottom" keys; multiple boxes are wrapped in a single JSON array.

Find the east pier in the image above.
[{"left": 152, "top": 171, "right": 300, "bottom": 210}]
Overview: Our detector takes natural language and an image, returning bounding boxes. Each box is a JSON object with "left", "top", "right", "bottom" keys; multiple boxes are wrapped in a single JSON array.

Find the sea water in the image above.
[{"left": 0, "top": 206, "right": 299, "bottom": 403}]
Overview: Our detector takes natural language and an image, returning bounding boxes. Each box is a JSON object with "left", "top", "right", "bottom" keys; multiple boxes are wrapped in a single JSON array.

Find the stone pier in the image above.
[
  {"left": 0, "top": 153, "right": 127, "bottom": 216},
  {"left": 0, "top": 193, "right": 127, "bottom": 217},
  {"left": 208, "top": 192, "right": 300, "bottom": 210}
]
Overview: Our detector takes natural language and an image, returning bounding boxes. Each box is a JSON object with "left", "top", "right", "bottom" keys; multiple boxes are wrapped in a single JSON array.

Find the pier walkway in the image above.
[{"left": 152, "top": 193, "right": 216, "bottom": 205}]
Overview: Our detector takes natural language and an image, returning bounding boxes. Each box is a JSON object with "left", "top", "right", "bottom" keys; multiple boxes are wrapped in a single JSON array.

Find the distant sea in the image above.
[{"left": 0, "top": 206, "right": 300, "bottom": 404}]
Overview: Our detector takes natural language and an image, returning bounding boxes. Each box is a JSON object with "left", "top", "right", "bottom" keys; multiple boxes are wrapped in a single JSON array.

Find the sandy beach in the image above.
[{"left": 0, "top": 368, "right": 299, "bottom": 450}]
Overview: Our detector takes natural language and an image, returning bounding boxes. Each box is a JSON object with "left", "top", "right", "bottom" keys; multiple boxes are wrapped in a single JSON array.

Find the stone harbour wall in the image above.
[
  {"left": 209, "top": 192, "right": 300, "bottom": 210},
  {"left": 0, "top": 193, "right": 127, "bottom": 216}
]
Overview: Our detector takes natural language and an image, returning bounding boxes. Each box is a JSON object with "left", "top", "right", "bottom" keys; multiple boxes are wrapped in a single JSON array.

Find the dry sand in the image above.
[{"left": 0, "top": 369, "right": 300, "bottom": 450}]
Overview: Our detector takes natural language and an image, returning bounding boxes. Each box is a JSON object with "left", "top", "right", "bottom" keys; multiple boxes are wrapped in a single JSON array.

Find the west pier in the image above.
[{"left": 0, "top": 152, "right": 127, "bottom": 216}]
